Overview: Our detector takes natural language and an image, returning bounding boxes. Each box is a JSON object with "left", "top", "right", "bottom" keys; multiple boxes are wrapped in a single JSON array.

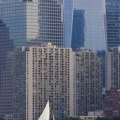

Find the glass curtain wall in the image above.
[
  {"left": 73, "top": 0, "right": 107, "bottom": 51},
  {"left": 106, "top": 0, "right": 120, "bottom": 51},
  {"left": 63, "top": 0, "right": 73, "bottom": 47}
]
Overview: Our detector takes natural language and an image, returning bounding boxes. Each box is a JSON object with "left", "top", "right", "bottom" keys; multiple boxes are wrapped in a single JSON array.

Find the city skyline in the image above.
[
  {"left": 0, "top": 0, "right": 120, "bottom": 120},
  {"left": 0, "top": 0, "right": 64, "bottom": 119}
]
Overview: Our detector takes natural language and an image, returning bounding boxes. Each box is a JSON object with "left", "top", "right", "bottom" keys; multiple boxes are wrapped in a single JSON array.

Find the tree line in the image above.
[{"left": 56, "top": 117, "right": 120, "bottom": 120}]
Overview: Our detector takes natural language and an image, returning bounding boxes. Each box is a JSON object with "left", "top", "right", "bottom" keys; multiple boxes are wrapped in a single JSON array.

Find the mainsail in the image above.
[{"left": 38, "top": 101, "right": 50, "bottom": 120}]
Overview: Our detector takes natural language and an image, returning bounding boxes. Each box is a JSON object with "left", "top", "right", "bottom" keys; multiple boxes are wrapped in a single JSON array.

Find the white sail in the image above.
[{"left": 38, "top": 101, "right": 50, "bottom": 120}]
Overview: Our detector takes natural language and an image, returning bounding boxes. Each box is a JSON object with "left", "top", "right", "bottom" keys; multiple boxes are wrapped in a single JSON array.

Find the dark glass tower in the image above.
[
  {"left": 106, "top": 0, "right": 120, "bottom": 50},
  {"left": 71, "top": 10, "right": 85, "bottom": 50},
  {"left": 0, "top": 19, "right": 14, "bottom": 119}
]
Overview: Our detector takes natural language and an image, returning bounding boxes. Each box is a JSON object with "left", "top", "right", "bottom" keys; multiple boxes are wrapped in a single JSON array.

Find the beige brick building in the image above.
[
  {"left": 13, "top": 43, "right": 74, "bottom": 120},
  {"left": 74, "top": 47, "right": 103, "bottom": 116}
]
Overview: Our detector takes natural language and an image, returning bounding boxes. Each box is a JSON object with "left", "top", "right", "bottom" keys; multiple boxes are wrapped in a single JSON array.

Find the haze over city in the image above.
[{"left": 0, "top": 0, "right": 120, "bottom": 120}]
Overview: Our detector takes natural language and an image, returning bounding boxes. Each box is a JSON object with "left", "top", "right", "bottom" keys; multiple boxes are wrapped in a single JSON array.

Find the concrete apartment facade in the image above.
[
  {"left": 74, "top": 47, "right": 103, "bottom": 116},
  {"left": 13, "top": 43, "right": 74, "bottom": 120},
  {"left": 106, "top": 46, "right": 120, "bottom": 90}
]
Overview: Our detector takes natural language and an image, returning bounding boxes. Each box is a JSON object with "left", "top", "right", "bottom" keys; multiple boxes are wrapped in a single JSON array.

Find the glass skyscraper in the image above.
[
  {"left": 0, "top": 19, "right": 14, "bottom": 120},
  {"left": 73, "top": 0, "right": 107, "bottom": 51},
  {"left": 71, "top": 10, "right": 85, "bottom": 50},
  {"left": 38, "top": 0, "right": 63, "bottom": 47},
  {"left": 0, "top": 0, "right": 63, "bottom": 119},
  {"left": 0, "top": 0, "right": 63, "bottom": 47},
  {"left": 106, "top": 0, "right": 120, "bottom": 51},
  {"left": 63, "top": 0, "right": 73, "bottom": 47}
]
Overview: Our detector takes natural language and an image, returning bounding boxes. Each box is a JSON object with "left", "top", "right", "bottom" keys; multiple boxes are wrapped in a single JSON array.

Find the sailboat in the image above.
[{"left": 38, "top": 101, "right": 50, "bottom": 120}]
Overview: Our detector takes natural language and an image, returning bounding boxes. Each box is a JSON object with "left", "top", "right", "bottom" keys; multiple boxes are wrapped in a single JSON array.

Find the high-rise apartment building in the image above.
[
  {"left": 74, "top": 47, "right": 103, "bottom": 116},
  {"left": 13, "top": 43, "right": 74, "bottom": 120},
  {"left": 106, "top": 0, "right": 120, "bottom": 50},
  {"left": 0, "top": 0, "right": 64, "bottom": 119},
  {"left": 106, "top": 46, "right": 120, "bottom": 90}
]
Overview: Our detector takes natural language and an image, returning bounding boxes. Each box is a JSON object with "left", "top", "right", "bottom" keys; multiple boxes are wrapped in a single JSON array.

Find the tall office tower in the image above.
[
  {"left": 0, "top": 0, "right": 38, "bottom": 47},
  {"left": 74, "top": 47, "right": 102, "bottom": 116},
  {"left": 72, "top": 0, "right": 107, "bottom": 51},
  {"left": 106, "top": 46, "right": 120, "bottom": 90},
  {"left": 13, "top": 43, "right": 74, "bottom": 120},
  {"left": 0, "top": 0, "right": 63, "bottom": 47},
  {"left": 106, "top": 0, "right": 120, "bottom": 51},
  {"left": 0, "top": 19, "right": 13, "bottom": 84},
  {"left": 63, "top": 0, "right": 73, "bottom": 47},
  {"left": 0, "top": 20, "right": 14, "bottom": 119},
  {"left": 0, "top": 0, "right": 63, "bottom": 119},
  {"left": 71, "top": 10, "right": 85, "bottom": 50},
  {"left": 38, "top": 0, "right": 63, "bottom": 46}
]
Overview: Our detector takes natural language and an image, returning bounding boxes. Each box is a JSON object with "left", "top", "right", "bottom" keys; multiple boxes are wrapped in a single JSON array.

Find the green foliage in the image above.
[
  {"left": 112, "top": 118, "right": 120, "bottom": 120},
  {"left": 96, "top": 117, "right": 109, "bottom": 120},
  {"left": 96, "top": 117, "right": 120, "bottom": 120},
  {"left": 0, "top": 117, "right": 4, "bottom": 120},
  {"left": 58, "top": 117, "right": 120, "bottom": 120},
  {"left": 57, "top": 117, "right": 83, "bottom": 120}
]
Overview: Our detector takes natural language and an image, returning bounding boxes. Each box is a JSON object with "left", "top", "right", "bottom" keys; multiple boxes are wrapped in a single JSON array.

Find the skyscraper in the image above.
[
  {"left": 106, "top": 0, "right": 120, "bottom": 51},
  {"left": 0, "top": 0, "right": 64, "bottom": 119},
  {"left": 13, "top": 43, "right": 74, "bottom": 120},
  {"left": 71, "top": 10, "right": 85, "bottom": 50},
  {"left": 72, "top": 0, "right": 107, "bottom": 51},
  {"left": 63, "top": 0, "right": 73, "bottom": 47},
  {"left": 0, "top": 19, "right": 14, "bottom": 119},
  {"left": 0, "top": 0, "right": 63, "bottom": 47},
  {"left": 38, "top": 0, "right": 63, "bottom": 46},
  {"left": 74, "top": 47, "right": 103, "bottom": 116}
]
